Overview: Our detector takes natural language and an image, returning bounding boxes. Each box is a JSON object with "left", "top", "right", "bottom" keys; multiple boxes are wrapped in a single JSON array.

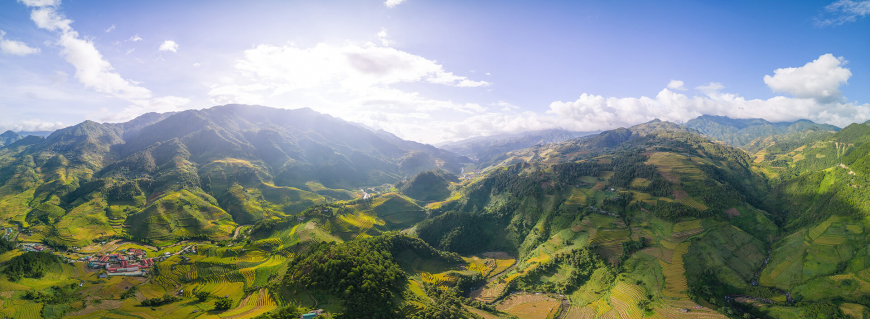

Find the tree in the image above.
[
  {"left": 196, "top": 291, "right": 210, "bottom": 302},
  {"left": 215, "top": 297, "right": 232, "bottom": 311}
]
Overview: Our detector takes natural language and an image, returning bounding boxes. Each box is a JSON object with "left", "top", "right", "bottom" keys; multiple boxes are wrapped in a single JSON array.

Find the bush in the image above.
[
  {"left": 215, "top": 297, "right": 233, "bottom": 310},
  {"left": 140, "top": 294, "right": 180, "bottom": 307},
  {"left": 196, "top": 291, "right": 210, "bottom": 302}
]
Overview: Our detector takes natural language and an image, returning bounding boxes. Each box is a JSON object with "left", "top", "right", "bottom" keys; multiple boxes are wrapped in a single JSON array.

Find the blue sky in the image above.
[{"left": 0, "top": 0, "right": 868, "bottom": 143}]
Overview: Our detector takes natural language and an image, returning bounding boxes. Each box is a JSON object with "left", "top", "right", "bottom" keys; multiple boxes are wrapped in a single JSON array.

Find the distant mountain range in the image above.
[
  {"left": 438, "top": 129, "right": 598, "bottom": 164},
  {"left": 683, "top": 115, "right": 840, "bottom": 148}
]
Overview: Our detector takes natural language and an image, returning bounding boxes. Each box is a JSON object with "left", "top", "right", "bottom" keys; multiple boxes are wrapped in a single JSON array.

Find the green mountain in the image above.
[
  {"left": 439, "top": 128, "right": 597, "bottom": 164},
  {"left": 4, "top": 111, "right": 870, "bottom": 319},
  {"left": 0, "top": 131, "right": 21, "bottom": 147},
  {"left": 0, "top": 104, "right": 469, "bottom": 246},
  {"left": 684, "top": 115, "right": 840, "bottom": 148},
  {"left": 396, "top": 169, "right": 458, "bottom": 202}
]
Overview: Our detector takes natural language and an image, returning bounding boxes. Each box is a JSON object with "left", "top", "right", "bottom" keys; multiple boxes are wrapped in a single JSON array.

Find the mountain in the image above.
[
  {"left": 476, "top": 119, "right": 700, "bottom": 169},
  {"left": 16, "top": 131, "right": 55, "bottom": 138},
  {"left": 0, "top": 104, "right": 469, "bottom": 246},
  {"left": 684, "top": 115, "right": 840, "bottom": 148},
  {"left": 396, "top": 169, "right": 458, "bottom": 202},
  {"left": 439, "top": 128, "right": 597, "bottom": 164},
  {"left": 0, "top": 131, "right": 21, "bottom": 147},
  {"left": 4, "top": 112, "right": 870, "bottom": 319}
]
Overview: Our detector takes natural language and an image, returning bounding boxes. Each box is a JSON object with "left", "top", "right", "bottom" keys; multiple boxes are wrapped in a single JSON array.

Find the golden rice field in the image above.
[
  {"left": 471, "top": 282, "right": 507, "bottom": 303},
  {"left": 213, "top": 289, "right": 277, "bottom": 319},
  {"left": 496, "top": 294, "right": 561, "bottom": 319},
  {"left": 563, "top": 305, "right": 596, "bottom": 319},
  {"left": 589, "top": 297, "right": 613, "bottom": 316},
  {"left": 661, "top": 242, "right": 690, "bottom": 298},
  {"left": 420, "top": 272, "right": 456, "bottom": 290},
  {"left": 610, "top": 282, "right": 647, "bottom": 319},
  {"left": 590, "top": 230, "right": 631, "bottom": 246}
]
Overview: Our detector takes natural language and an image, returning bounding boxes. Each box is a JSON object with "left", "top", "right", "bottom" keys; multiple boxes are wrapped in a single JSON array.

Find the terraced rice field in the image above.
[
  {"left": 610, "top": 282, "right": 647, "bottom": 319},
  {"left": 472, "top": 282, "right": 507, "bottom": 303},
  {"left": 677, "top": 197, "right": 707, "bottom": 211},
  {"left": 591, "top": 230, "right": 631, "bottom": 246},
  {"left": 420, "top": 272, "right": 456, "bottom": 289},
  {"left": 14, "top": 302, "right": 43, "bottom": 319},
  {"left": 496, "top": 294, "right": 561, "bottom": 319},
  {"left": 565, "top": 188, "right": 587, "bottom": 206},
  {"left": 661, "top": 242, "right": 690, "bottom": 298},
  {"left": 563, "top": 305, "right": 596, "bottom": 319},
  {"left": 218, "top": 289, "right": 277, "bottom": 318},
  {"left": 589, "top": 297, "right": 613, "bottom": 316},
  {"left": 672, "top": 220, "right": 703, "bottom": 234}
]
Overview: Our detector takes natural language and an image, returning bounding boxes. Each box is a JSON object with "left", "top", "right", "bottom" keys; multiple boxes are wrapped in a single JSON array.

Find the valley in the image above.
[{"left": 0, "top": 106, "right": 866, "bottom": 319}]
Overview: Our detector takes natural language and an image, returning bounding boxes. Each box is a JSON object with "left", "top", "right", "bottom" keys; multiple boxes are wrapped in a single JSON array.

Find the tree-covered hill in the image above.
[
  {"left": 6, "top": 112, "right": 870, "bottom": 319},
  {"left": 396, "top": 169, "right": 458, "bottom": 202},
  {"left": 439, "top": 128, "right": 596, "bottom": 164},
  {"left": 0, "top": 104, "right": 469, "bottom": 246},
  {"left": 684, "top": 115, "right": 840, "bottom": 148}
]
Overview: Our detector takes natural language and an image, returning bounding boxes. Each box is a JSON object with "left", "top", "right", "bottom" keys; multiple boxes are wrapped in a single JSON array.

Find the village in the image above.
[{"left": 19, "top": 241, "right": 199, "bottom": 278}]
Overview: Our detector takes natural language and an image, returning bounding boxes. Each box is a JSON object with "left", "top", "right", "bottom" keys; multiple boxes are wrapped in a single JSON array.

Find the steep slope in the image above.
[
  {"left": 396, "top": 169, "right": 458, "bottom": 202},
  {"left": 0, "top": 131, "right": 21, "bottom": 147},
  {"left": 685, "top": 115, "right": 840, "bottom": 148},
  {"left": 0, "top": 104, "right": 468, "bottom": 245},
  {"left": 414, "top": 121, "right": 780, "bottom": 317}
]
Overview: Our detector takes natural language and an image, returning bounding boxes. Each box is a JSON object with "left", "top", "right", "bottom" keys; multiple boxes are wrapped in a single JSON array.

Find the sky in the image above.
[{"left": 0, "top": 0, "right": 868, "bottom": 144}]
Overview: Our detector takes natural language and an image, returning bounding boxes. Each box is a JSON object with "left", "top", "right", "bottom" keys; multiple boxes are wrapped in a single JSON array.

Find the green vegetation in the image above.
[
  {"left": 396, "top": 169, "right": 457, "bottom": 201},
  {"left": 2, "top": 252, "right": 62, "bottom": 281},
  {"left": 6, "top": 108, "right": 870, "bottom": 318}
]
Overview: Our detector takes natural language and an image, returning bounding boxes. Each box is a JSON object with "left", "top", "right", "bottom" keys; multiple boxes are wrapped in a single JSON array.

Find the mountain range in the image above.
[{"left": 0, "top": 105, "right": 868, "bottom": 319}]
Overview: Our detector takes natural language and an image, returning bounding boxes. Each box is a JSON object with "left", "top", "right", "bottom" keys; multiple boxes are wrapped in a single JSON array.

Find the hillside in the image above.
[
  {"left": 396, "top": 169, "right": 458, "bottom": 202},
  {"left": 0, "top": 104, "right": 469, "bottom": 246},
  {"left": 684, "top": 115, "right": 840, "bottom": 148},
  {"left": 439, "top": 129, "right": 596, "bottom": 164},
  {"left": 3, "top": 114, "right": 870, "bottom": 319}
]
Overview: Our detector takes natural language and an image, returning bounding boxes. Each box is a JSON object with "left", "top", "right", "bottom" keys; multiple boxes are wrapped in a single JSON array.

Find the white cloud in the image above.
[
  {"left": 816, "top": 0, "right": 870, "bottom": 26},
  {"left": 17, "top": 0, "right": 60, "bottom": 7},
  {"left": 493, "top": 101, "right": 520, "bottom": 111},
  {"left": 105, "top": 24, "right": 115, "bottom": 33},
  {"left": 30, "top": 7, "right": 72, "bottom": 32},
  {"left": 2, "top": 119, "right": 67, "bottom": 132},
  {"left": 158, "top": 40, "right": 178, "bottom": 53},
  {"left": 695, "top": 82, "right": 725, "bottom": 94},
  {"left": 128, "top": 34, "right": 142, "bottom": 42},
  {"left": 125, "top": 48, "right": 134, "bottom": 55},
  {"left": 667, "top": 80, "right": 686, "bottom": 91},
  {"left": 0, "top": 30, "right": 40, "bottom": 56},
  {"left": 384, "top": 0, "right": 406, "bottom": 8},
  {"left": 219, "top": 42, "right": 488, "bottom": 95},
  {"left": 382, "top": 54, "right": 869, "bottom": 144},
  {"left": 192, "top": 63, "right": 201, "bottom": 67},
  {"left": 55, "top": 29, "right": 152, "bottom": 99},
  {"left": 763, "top": 53, "right": 851, "bottom": 103},
  {"left": 377, "top": 29, "right": 393, "bottom": 47},
  {"left": 485, "top": 72, "right": 491, "bottom": 76},
  {"left": 23, "top": 2, "right": 188, "bottom": 123}
]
